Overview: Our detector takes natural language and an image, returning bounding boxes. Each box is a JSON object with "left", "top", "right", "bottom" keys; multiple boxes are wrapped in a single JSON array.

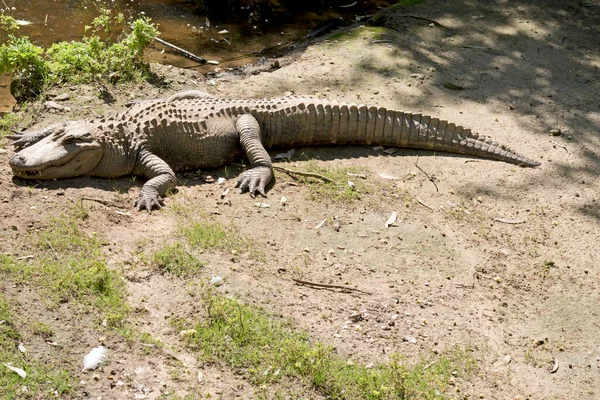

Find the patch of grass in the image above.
[
  {"left": 291, "top": 160, "right": 372, "bottom": 204},
  {"left": 0, "top": 212, "right": 128, "bottom": 328},
  {"left": 152, "top": 242, "right": 206, "bottom": 278},
  {"left": 180, "top": 291, "right": 476, "bottom": 399},
  {"left": 0, "top": 295, "right": 74, "bottom": 398},
  {"left": 30, "top": 321, "right": 55, "bottom": 339},
  {"left": 176, "top": 214, "right": 263, "bottom": 261}
]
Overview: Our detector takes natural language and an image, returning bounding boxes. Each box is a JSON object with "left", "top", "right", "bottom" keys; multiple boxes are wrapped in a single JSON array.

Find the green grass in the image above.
[
  {"left": 0, "top": 112, "right": 18, "bottom": 144},
  {"left": 0, "top": 212, "right": 128, "bottom": 328},
  {"left": 290, "top": 160, "right": 372, "bottom": 204},
  {"left": 179, "top": 291, "right": 476, "bottom": 399},
  {"left": 172, "top": 208, "right": 263, "bottom": 261},
  {"left": 152, "top": 242, "right": 206, "bottom": 278},
  {"left": 0, "top": 295, "right": 74, "bottom": 399}
]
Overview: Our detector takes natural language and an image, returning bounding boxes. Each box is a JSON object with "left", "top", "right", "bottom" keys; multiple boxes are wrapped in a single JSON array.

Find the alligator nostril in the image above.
[{"left": 9, "top": 154, "right": 27, "bottom": 167}]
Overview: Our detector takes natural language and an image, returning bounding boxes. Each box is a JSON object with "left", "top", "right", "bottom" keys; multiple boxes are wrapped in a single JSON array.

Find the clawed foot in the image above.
[
  {"left": 134, "top": 188, "right": 164, "bottom": 211},
  {"left": 236, "top": 166, "right": 273, "bottom": 197}
]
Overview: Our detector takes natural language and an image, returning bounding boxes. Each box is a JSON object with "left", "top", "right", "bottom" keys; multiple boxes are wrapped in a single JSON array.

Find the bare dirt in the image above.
[{"left": 1, "top": 0, "right": 600, "bottom": 399}]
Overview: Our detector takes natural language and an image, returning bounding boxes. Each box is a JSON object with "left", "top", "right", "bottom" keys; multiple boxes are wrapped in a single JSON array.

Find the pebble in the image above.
[
  {"left": 44, "top": 101, "right": 71, "bottom": 112},
  {"left": 402, "top": 335, "right": 417, "bottom": 344},
  {"left": 210, "top": 276, "right": 223, "bottom": 286},
  {"left": 54, "top": 93, "right": 71, "bottom": 101},
  {"left": 549, "top": 128, "right": 562, "bottom": 136},
  {"left": 349, "top": 312, "right": 362, "bottom": 323},
  {"left": 504, "top": 355, "right": 512, "bottom": 365}
]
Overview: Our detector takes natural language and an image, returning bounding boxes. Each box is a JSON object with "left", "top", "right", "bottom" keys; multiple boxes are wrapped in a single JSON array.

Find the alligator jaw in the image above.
[{"left": 10, "top": 149, "right": 103, "bottom": 179}]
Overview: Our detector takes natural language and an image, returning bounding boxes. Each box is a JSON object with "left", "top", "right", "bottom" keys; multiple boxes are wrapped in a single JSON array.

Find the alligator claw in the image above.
[
  {"left": 236, "top": 166, "right": 272, "bottom": 197},
  {"left": 134, "top": 190, "right": 164, "bottom": 212}
]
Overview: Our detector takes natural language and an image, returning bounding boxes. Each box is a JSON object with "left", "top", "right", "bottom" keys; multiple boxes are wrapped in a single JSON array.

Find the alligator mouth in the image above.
[{"left": 10, "top": 149, "right": 100, "bottom": 179}]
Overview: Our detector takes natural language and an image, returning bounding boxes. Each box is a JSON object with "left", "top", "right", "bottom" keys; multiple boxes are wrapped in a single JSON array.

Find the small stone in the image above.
[
  {"left": 503, "top": 355, "right": 512, "bottom": 365},
  {"left": 44, "top": 101, "right": 71, "bottom": 112},
  {"left": 402, "top": 335, "right": 417, "bottom": 344},
  {"left": 54, "top": 93, "right": 71, "bottom": 101},
  {"left": 210, "top": 276, "right": 223, "bottom": 286},
  {"left": 549, "top": 128, "right": 562, "bottom": 136},
  {"left": 349, "top": 312, "right": 362, "bottom": 323}
]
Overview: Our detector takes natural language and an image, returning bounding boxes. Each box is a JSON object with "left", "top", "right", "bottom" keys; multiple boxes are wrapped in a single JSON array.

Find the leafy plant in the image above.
[{"left": 0, "top": 7, "right": 159, "bottom": 101}]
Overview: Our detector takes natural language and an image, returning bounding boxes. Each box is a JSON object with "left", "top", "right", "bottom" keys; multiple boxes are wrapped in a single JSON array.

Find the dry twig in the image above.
[
  {"left": 414, "top": 156, "right": 439, "bottom": 192},
  {"left": 273, "top": 166, "right": 333, "bottom": 183},
  {"left": 292, "top": 278, "right": 371, "bottom": 294}
]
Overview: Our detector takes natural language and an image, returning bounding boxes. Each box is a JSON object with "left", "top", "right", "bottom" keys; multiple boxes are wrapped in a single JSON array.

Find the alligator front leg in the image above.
[
  {"left": 133, "top": 150, "right": 178, "bottom": 211},
  {"left": 235, "top": 114, "right": 273, "bottom": 196}
]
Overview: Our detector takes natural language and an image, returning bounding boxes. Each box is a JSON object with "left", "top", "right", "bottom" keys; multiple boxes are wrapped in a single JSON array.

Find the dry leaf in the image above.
[
  {"left": 3, "top": 363, "right": 26, "bottom": 378},
  {"left": 443, "top": 82, "right": 465, "bottom": 90},
  {"left": 18, "top": 343, "right": 26, "bottom": 354},
  {"left": 385, "top": 212, "right": 397, "bottom": 228}
]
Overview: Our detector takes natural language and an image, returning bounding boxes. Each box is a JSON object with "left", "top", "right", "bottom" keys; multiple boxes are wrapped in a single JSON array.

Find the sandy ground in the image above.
[{"left": 1, "top": 0, "right": 600, "bottom": 399}]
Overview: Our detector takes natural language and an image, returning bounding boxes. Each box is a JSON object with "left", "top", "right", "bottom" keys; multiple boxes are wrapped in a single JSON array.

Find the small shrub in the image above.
[{"left": 0, "top": 7, "right": 159, "bottom": 101}]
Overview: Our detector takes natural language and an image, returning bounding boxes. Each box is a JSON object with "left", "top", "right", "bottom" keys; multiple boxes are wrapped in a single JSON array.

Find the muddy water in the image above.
[{"left": 0, "top": 0, "right": 389, "bottom": 111}]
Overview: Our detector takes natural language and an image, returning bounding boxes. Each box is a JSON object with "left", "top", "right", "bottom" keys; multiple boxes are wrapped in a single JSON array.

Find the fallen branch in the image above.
[
  {"left": 414, "top": 156, "right": 439, "bottom": 192},
  {"left": 292, "top": 278, "right": 372, "bottom": 295},
  {"left": 154, "top": 37, "right": 207, "bottom": 64},
  {"left": 273, "top": 166, "right": 333, "bottom": 183}
]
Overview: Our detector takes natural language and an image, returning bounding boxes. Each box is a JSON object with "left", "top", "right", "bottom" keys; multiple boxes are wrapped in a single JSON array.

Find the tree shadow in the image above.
[{"left": 320, "top": 0, "right": 600, "bottom": 217}]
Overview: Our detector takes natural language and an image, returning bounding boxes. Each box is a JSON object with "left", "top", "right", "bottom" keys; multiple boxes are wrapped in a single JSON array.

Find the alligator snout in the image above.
[{"left": 9, "top": 153, "right": 27, "bottom": 168}]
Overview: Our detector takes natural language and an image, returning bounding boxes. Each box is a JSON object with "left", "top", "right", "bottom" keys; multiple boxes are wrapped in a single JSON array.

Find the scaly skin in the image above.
[{"left": 8, "top": 90, "right": 540, "bottom": 211}]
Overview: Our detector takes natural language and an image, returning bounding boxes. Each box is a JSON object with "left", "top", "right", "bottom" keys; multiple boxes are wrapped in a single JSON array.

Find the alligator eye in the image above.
[{"left": 63, "top": 136, "right": 77, "bottom": 144}]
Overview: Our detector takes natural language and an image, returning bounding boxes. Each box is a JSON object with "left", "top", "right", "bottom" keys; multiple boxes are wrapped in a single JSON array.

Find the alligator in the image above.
[{"left": 8, "top": 90, "right": 539, "bottom": 211}]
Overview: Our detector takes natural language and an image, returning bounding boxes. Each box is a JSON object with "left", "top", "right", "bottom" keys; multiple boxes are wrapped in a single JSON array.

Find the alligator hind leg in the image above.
[{"left": 235, "top": 114, "right": 273, "bottom": 197}]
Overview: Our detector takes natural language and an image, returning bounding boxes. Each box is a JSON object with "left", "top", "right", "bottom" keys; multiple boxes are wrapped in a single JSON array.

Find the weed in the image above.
[
  {"left": 152, "top": 242, "right": 206, "bottom": 278},
  {"left": 182, "top": 290, "right": 476, "bottom": 399}
]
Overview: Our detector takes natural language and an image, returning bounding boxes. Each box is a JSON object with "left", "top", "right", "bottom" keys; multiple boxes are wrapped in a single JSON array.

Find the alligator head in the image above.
[{"left": 9, "top": 120, "right": 104, "bottom": 179}]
